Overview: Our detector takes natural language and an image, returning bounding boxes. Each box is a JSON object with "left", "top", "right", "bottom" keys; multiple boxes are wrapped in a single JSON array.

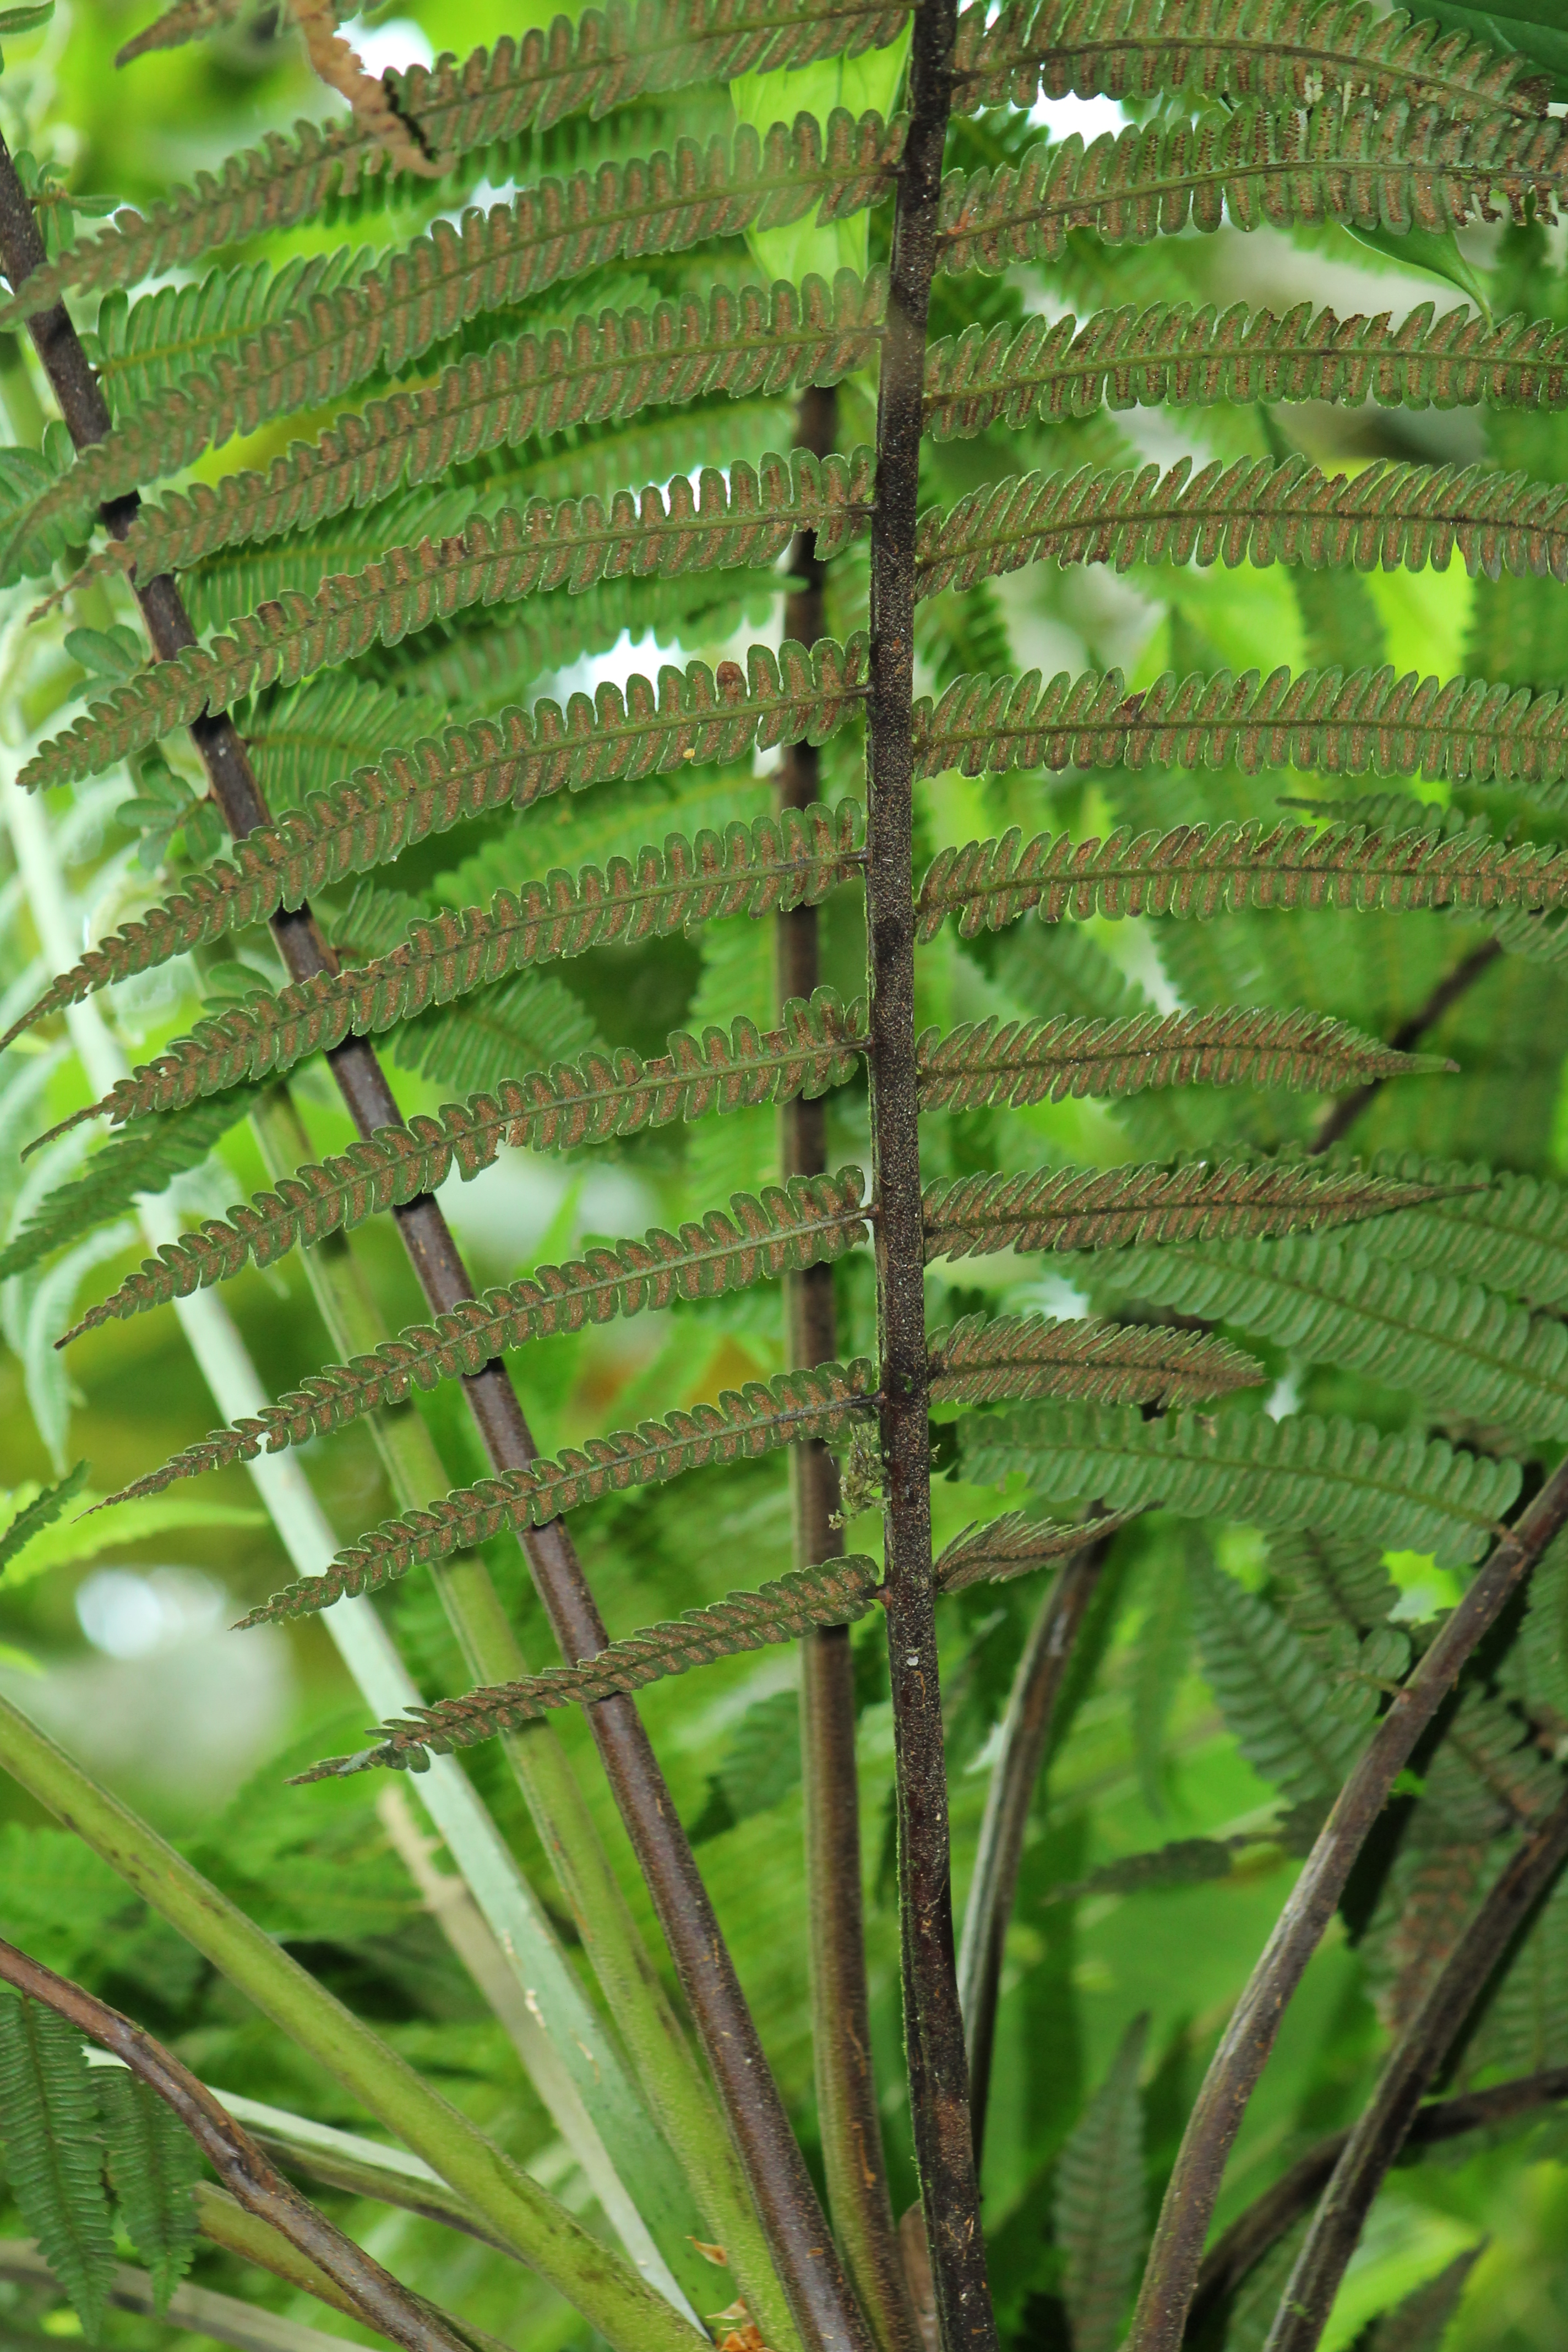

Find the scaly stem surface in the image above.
[
  {"left": 780, "top": 386, "right": 921, "bottom": 2352},
  {"left": 865, "top": 10, "right": 994, "bottom": 2349},
  {"left": 1128, "top": 1456, "right": 1568, "bottom": 2352},
  {"left": 957, "top": 1546, "right": 1107, "bottom": 2168},
  {"left": 1262, "top": 1788, "right": 1568, "bottom": 2351},
  {"left": 0, "top": 1936, "right": 469, "bottom": 2352},
  {"left": 0, "top": 1692, "right": 705, "bottom": 2352},
  {"left": 0, "top": 127, "right": 858, "bottom": 2352}
]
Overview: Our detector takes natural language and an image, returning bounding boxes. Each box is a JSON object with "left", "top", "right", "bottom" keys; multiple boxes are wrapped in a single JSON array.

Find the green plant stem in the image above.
[
  {"left": 1262, "top": 1787, "right": 1568, "bottom": 2351},
  {"left": 246, "top": 1081, "right": 779, "bottom": 2338},
  {"left": 779, "top": 382, "right": 921, "bottom": 2352},
  {"left": 1128, "top": 1454, "right": 1568, "bottom": 2352},
  {"left": 0, "top": 775, "right": 701, "bottom": 2321},
  {"left": 0, "top": 1934, "right": 469, "bottom": 2352},
  {"left": 865, "top": 3, "right": 993, "bottom": 2346},
  {"left": 0, "top": 126, "right": 853, "bottom": 2352},
  {"left": 956, "top": 1542, "right": 1108, "bottom": 2169},
  {"left": 0, "top": 1697, "right": 705, "bottom": 2352}
]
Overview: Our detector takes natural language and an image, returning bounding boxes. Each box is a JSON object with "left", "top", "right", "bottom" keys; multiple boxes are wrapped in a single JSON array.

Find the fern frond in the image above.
[
  {"left": 927, "top": 1310, "right": 1262, "bottom": 1404},
  {"left": 46, "top": 980, "right": 865, "bottom": 1149},
  {"left": 920, "top": 1158, "right": 1460, "bottom": 1262},
  {"left": 4, "top": 764, "right": 862, "bottom": 1047},
  {"left": 1338, "top": 1150, "right": 1568, "bottom": 1308},
  {"left": 935, "top": 100, "right": 1568, "bottom": 280},
  {"left": 1091, "top": 1232, "right": 1568, "bottom": 1440},
  {"left": 916, "top": 819, "right": 1568, "bottom": 940},
  {"left": 964, "top": 1401, "right": 1519, "bottom": 1564},
  {"left": 112, "top": 272, "right": 887, "bottom": 583},
  {"left": 213, "top": 1357, "right": 877, "bottom": 1600},
  {"left": 0, "top": 1463, "right": 88, "bottom": 1575},
  {"left": 916, "top": 1006, "right": 1447, "bottom": 1109},
  {"left": 1189, "top": 1552, "right": 1365, "bottom": 1802},
  {"left": 913, "top": 663, "right": 1568, "bottom": 799},
  {"left": 914, "top": 454, "right": 1568, "bottom": 602},
  {"left": 0, "top": 1996, "right": 116, "bottom": 2337},
  {"left": 923, "top": 299, "right": 1568, "bottom": 443},
  {"left": 22, "top": 454, "right": 875, "bottom": 791},
  {"left": 1054, "top": 2015, "right": 1148, "bottom": 2352},
  {"left": 96, "top": 2070, "right": 200, "bottom": 2312},
  {"left": 3, "top": 39, "right": 907, "bottom": 322},
  {"left": 0, "top": 1090, "right": 256, "bottom": 1283},
  {"left": 291, "top": 1553, "right": 884, "bottom": 1774},
  {"left": 239, "top": 676, "right": 451, "bottom": 811},
  {"left": 951, "top": 0, "right": 1549, "bottom": 123},
  {"left": 2, "top": 112, "right": 899, "bottom": 563},
  {"left": 68, "top": 1169, "right": 868, "bottom": 1476},
  {"left": 930, "top": 1507, "right": 1132, "bottom": 1592},
  {"left": 94, "top": 248, "right": 377, "bottom": 420}
]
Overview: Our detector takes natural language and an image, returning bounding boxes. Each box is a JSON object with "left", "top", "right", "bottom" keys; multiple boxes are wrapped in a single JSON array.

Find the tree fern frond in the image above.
[
  {"left": 45, "top": 980, "right": 865, "bottom": 1147},
  {"left": 963, "top": 1400, "right": 1520, "bottom": 1564},
  {"left": 0, "top": 1090, "right": 257, "bottom": 1283},
  {"left": 1055, "top": 2015, "right": 1148, "bottom": 2352},
  {"left": 915, "top": 1006, "right": 1447, "bottom": 1109},
  {"left": 1, "top": 111, "right": 899, "bottom": 562},
  {"left": 927, "top": 1310, "right": 1262, "bottom": 1405},
  {"left": 931, "top": 1507, "right": 1133, "bottom": 1592},
  {"left": 67, "top": 1168, "right": 869, "bottom": 1470},
  {"left": 117, "top": 0, "right": 249, "bottom": 62},
  {"left": 1090, "top": 1230, "right": 1568, "bottom": 1440},
  {"left": 1267, "top": 1525, "right": 1400, "bottom": 1672},
  {"left": 914, "top": 454, "right": 1568, "bottom": 602},
  {"left": 96, "top": 2069, "right": 201, "bottom": 2312},
  {"left": 111, "top": 272, "right": 887, "bottom": 584},
  {"left": 207, "top": 1357, "right": 878, "bottom": 1597},
  {"left": 935, "top": 100, "right": 1568, "bottom": 281},
  {"left": 21, "top": 453, "right": 876, "bottom": 791},
  {"left": 921, "top": 1160, "right": 1461, "bottom": 1264},
  {"left": 94, "top": 247, "right": 377, "bottom": 420},
  {"left": 241, "top": 674, "right": 453, "bottom": 810},
  {"left": 1189, "top": 1552, "right": 1366, "bottom": 1802},
  {"left": 4, "top": 775, "right": 863, "bottom": 1048},
  {"left": 291, "top": 1553, "right": 884, "bottom": 1776},
  {"left": 916, "top": 819, "right": 1568, "bottom": 940},
  {"left": 951, "top": 0, "right": 1549, "bottom": 123},
  {"left": 923, "top": 299, "right": 1568, "bottom": 444},
  {"left": 913, "top": 660, "right": 1568, "bottom": 797},
  {"left": 0, "top": 1463, "right": 89, "bottom": 1575},
  {"left": 0, "top": 1995, "right": 116, "bottom": 2337},
  {"left": 1338, "top": 1150, "right": 1568, "bottom": 1308},
  {"left": 5, "top": 16, "right": 909, "bottom": 322}
]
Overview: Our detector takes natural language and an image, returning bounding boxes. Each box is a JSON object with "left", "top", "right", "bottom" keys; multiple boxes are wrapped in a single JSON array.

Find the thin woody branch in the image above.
[
  {"left": 1128, "top": 1452, "right": 1568, "bottom": 2352},
  {"left": 865, "top": 3, "right": 994, "bottom": 2346},
  {"left": 0, "top": 1938, "right": 468, "bottom": 2352},
  {"left": 0, "top": 130, "right": 867, "bottom": 2352},
  {"left": 1310, "top": 937, "right": 1502, "bottom": 1153},
  {"left": 1262, "top": 1786, "right": 1568, "bottom": 2351}
]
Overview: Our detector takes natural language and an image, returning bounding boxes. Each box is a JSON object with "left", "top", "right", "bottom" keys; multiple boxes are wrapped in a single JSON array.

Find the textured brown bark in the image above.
[
  {"left": 0, "top": 1937, "right": 466, "bottom": 2352},
  {"left": 782, "top": 385, "right": 922, "bottom": 2352},
  {"left": 1128, "top": 1456, "right": 1568, "bottom": 2352},
  {"left": 864, "top": 7, "right": 994, "bottom": 2347},
  {"left": 0, "top": 133, "right": 871, "bottom": 2352}
]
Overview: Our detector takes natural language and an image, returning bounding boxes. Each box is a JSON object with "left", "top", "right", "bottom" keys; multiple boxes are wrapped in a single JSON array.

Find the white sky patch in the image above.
[
  {"left": 1028, "top": 91, "right": 1128, "bottom": 146},
  {"left": 350, "top": 14, "right": 434, "bottom": 77}
]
